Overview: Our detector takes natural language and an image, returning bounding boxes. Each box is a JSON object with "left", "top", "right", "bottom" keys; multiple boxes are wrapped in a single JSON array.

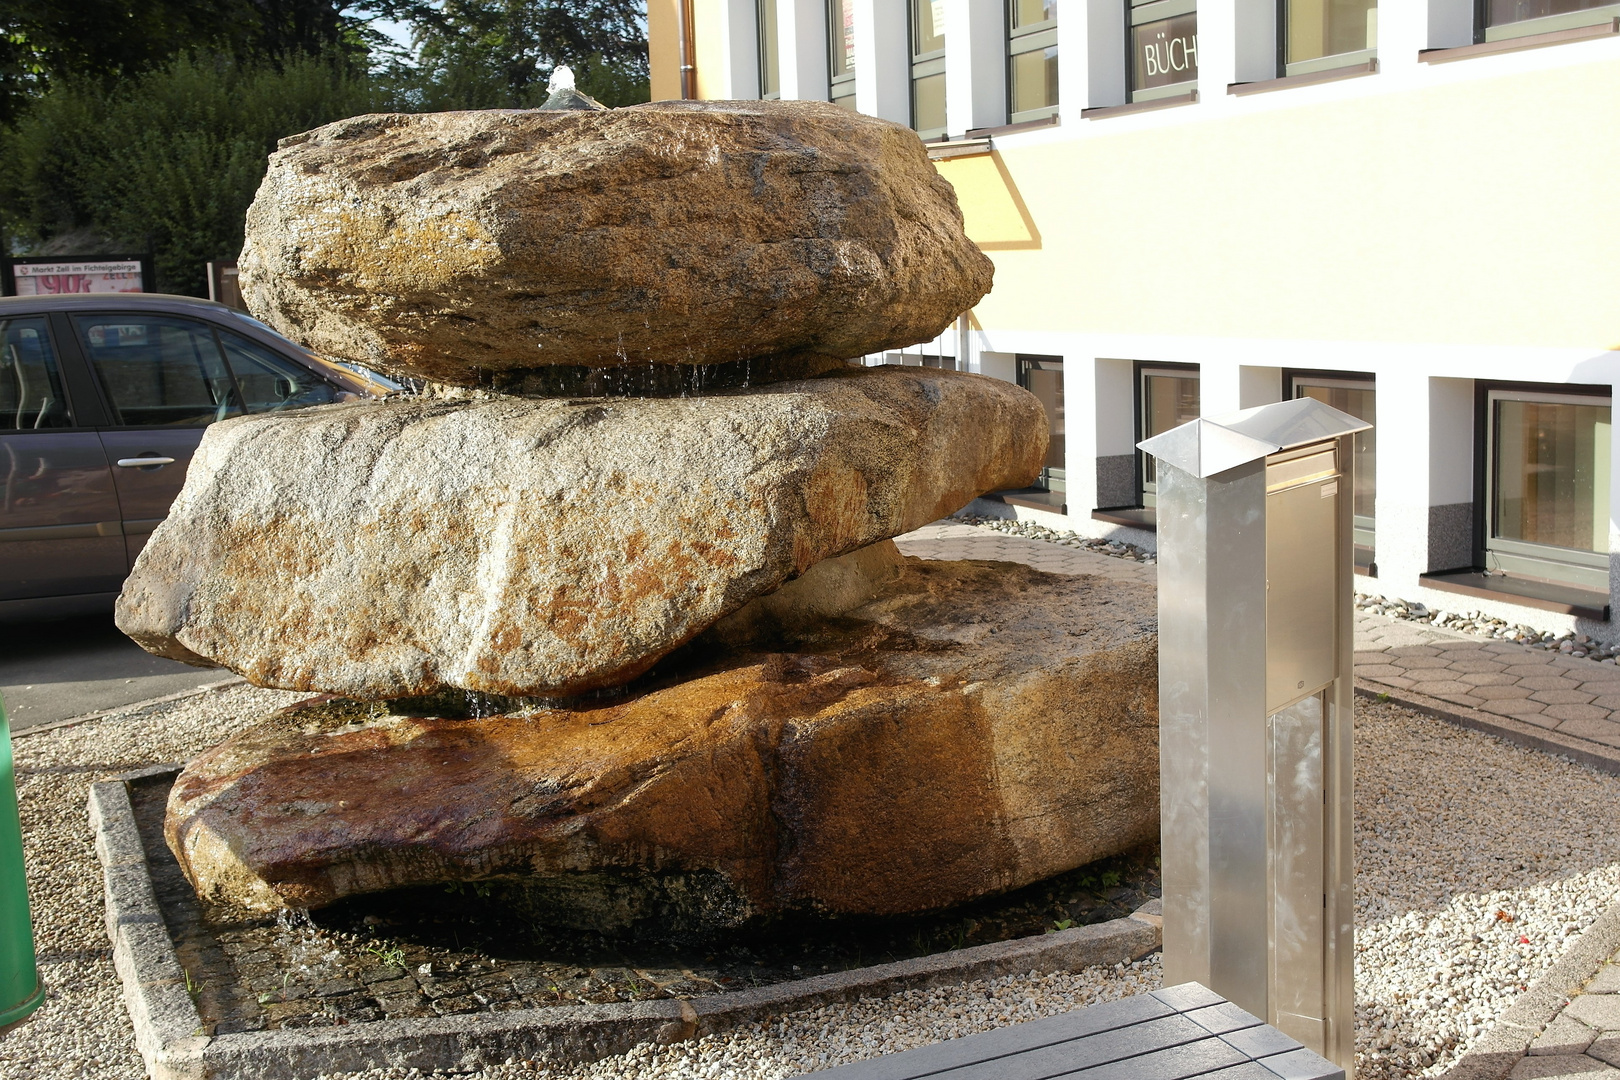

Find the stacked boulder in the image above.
[{"left": 118, "top": 99, "right": 1160, "bottom": 933}]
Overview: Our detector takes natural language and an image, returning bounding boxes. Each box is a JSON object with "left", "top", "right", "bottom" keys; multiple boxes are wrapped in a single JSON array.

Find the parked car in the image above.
[{"left": 0, "top": 293, "right": 393, "bottom": 621}]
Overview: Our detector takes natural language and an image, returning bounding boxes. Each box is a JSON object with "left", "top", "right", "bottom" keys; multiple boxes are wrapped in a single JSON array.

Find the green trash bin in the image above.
[{"left": 0, "top": 693, "right": 43, "bottom": 1036}]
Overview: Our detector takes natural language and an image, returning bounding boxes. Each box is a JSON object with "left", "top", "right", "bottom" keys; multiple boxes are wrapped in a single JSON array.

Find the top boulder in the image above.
[{"left": 239, "top": 100, "right": 994, "bottom": 390}]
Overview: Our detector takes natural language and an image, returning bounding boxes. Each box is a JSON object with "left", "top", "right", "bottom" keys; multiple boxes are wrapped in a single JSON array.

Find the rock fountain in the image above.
[{"left": 116, "top": 98, "right": 1160, "bottom": 941}]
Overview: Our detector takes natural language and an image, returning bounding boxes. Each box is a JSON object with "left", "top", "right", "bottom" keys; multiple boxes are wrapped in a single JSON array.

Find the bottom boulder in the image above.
[{"left": 166, "top": 553, "right": 1159, "bottom": 933}]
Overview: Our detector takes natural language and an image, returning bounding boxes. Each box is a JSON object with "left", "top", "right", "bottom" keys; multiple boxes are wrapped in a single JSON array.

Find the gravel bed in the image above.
[
  {"left": 949, "top": 514, "right": 1156, "bottom": 564},
  {"left": 1353, "top": 592, "right": 1619, "bottom": 661},
  {"left": 7, "top": 685, "right": 1620, "bottom": 1080},
  {"left": 0, "top": 682, "right": 303, "bottom": 1080}
]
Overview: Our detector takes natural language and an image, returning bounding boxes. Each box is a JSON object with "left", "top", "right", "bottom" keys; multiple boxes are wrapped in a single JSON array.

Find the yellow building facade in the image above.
[{"left": 650, "top": 0, "right": 1620, "bottom": 642}]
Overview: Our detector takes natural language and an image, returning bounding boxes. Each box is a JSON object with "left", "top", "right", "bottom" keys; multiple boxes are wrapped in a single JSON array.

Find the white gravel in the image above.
[
  {"left": 4, "top": 682, "right": 1619, "bottom": 1080},
  {"left": 0, "top": 682, "right": 303, "bottom": 1080}
]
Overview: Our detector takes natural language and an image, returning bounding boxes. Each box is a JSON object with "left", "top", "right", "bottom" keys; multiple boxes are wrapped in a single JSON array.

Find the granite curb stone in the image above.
[
  {"left": 1437, "top": 897, "right": 1620, "bottom": 1080},
  {"left": 92, "top": 769, "right": 1161, "bottom": 1079}
]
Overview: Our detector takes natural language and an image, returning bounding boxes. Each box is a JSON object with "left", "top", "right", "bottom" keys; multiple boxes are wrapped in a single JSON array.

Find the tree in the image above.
[
  {"left": 0, "top": 0, "right": 370, "bottom": 124},
  {"left": 0, "top": 52, "right": 382, "bottom": 294},
  {"left": 0, "top": 0, "right": 650, "bottom": 292},
  {"left": 375, "top": 0, "right": 649, "bottom": 109}
]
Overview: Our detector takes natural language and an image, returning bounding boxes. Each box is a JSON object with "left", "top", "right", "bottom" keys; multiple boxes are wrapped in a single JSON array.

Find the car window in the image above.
[
  {"left": 0, "top": 317, "right": 73, "bottom": 430},
  {"left": 73, "top": 315, "right": 243, "bottom": 427},
  {"left": 216, "top": 329, "right": 339, "bottom": 412}
]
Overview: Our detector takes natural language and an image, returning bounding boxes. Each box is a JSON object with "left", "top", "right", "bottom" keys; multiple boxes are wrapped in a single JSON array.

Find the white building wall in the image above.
[
  {"left": 680, "top": 0, "right": 1620, "bottom": 643},
  {"left": 777, "top": 0, "right": 830, "bottom": 100},
  {"left": 853, "top": 0, "right": 910, "bottom": 122}
]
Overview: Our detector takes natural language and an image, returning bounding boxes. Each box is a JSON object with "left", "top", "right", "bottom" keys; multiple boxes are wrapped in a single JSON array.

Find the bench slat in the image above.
[{"left": 792, "top": 983, "right": 1343, "bottom": 1080}]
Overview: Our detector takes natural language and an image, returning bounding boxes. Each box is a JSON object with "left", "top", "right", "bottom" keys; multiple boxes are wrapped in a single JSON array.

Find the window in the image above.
[
  {"left": 1, "top": 318, "right": 72, "bottom": 430},
  {"left": 217, "top": 330, "right": 339, "bottom": 413},
  {"left": 829, "top": 0, "right": 857, "bottom": 110},
  {"left": 1482, "top": 0, "right": 1618, "bottom": 41},
  {"left": 1290, "top": 372, "right": 1375, "bottom": 571},
  {"left": 1483, "top": 387, "right": 1611, "bottom": 591},
  {"left": 911, "top": 0, "right": 946, "bottom": 138},
  {"left": 1018, "top": 356, "right": 1065, "bottom": 493},
  {"left": 1129, "top": 0, "right": 1197, "bottom": 102},
  {"left": 1009, "top": 0, "right": 1058, "bottom": 123},
  {"left": 760, "top": 0, "right": 781, "bottom": 98},
  {"left": 1137, "top": 364, "right": 1199, "bottom": 505},
  {"left": 73, "top": 315, "right": 340, "bottom": 428},
  {"left": 74, "top": 316, "right": 243, "bottom": 427},
  {"left": 1283, "top": 0, "right": 1376, "bottom": 74}
]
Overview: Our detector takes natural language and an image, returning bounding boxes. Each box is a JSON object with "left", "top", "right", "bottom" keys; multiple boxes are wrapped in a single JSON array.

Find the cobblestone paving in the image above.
[
  {"left": 1518, "top": 947, "right": 1620, "bottom": 1077},
  {"left": 895, "top": 521, "right": 1620, "bottom": 767}
]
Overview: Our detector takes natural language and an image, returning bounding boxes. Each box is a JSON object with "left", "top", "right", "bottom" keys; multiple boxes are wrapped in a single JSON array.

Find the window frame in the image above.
[
  {"left": 1134, "top": 361, "right": 1200, "bottom": 506},
  {"left": 1008, "top": 0, "right": 1059, "bottom": 124},
  {"left": 70, "top": 312, "right": 247, "bottom": 430},
  {"left": 0, "top": 314, "right": 82, "bottom": 432},
  {"left": 828, "top": 0, "right": 857, "bottom": 109},
  {"left": 1475, "top": 380, "right": 1613, "bottom": 592},
  {"left": 1127, "top": 0, "right": 1199, "bottom": 103},
  {"left": 1285, "top": 368, "right": 1376, "bottom": 572},
  {"left": 1017, "top": 354, "right": 1066, "bottom": 494},
  {"left": 1476, "top": 0, "right": 1620, "bottom": 42},
  {"left": 910, "top": 0, "right": 947, "bottom": 138},
  {"left": 759, "top": 0, "right": 781, "bottom": 99},
  {"left": 1278, "top": 0, "right": 1378, "bottom": 76}
]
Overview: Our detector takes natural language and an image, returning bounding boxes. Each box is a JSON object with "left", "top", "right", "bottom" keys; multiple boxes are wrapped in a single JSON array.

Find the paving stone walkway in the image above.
[
  {"left": 895, "top": 521, "right": 1620, "bottom": 773},
  {"left": 1514, "top": 945, "right": 1620, "bottom": 1078}
]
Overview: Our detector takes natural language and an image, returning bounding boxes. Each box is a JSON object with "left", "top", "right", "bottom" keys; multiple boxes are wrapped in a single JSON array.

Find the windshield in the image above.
[{"left": 227, "top": 309, "right": 402, "bottom": 392}]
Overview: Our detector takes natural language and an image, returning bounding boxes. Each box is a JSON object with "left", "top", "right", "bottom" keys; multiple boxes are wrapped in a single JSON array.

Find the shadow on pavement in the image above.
[{"left": 0, "top": 615, "right": 226, "bottom": 730}]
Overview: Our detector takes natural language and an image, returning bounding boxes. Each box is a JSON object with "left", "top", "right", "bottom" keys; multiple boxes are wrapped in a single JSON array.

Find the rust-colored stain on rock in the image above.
[
  {"left": 117, "top": 367, "right": 1047, "bottom": 700},
  {"left": 165, "top": 557, "right": 1159, "bottom": 929},
  {"left": 239, "top": 100, "right": 994, "bottom": 388}
]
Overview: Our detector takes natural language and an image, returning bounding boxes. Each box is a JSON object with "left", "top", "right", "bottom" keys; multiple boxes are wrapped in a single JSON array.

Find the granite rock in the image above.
[
  {"left": 116, "top": 367, "right": 1047, "bottom": 699},
  {"left": 164, "top": 555, "right": 1160, "bottom": 928},
  {"left": 238, "top": 100, "right": 993, "bottom": 389}
]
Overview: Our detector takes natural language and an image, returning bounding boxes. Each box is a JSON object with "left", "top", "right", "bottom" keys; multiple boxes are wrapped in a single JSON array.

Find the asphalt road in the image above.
[{"left": 0, "top": 615, "right": 231, "bottom": 731}]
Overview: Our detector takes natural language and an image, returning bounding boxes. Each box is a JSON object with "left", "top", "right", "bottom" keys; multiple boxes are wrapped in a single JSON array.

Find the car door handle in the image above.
[{"left": 116, "top": 457, "right": 176, "bottom": 468}]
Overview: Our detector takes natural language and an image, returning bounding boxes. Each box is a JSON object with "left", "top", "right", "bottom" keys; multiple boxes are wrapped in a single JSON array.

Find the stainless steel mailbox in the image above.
[{"left": 1139, "top": 397, "right": 1370, "bottom": 1075}]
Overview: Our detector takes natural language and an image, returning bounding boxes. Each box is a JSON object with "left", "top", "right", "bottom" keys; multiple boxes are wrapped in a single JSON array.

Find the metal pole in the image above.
[
  {"left": 0, "top": 693, "right": 43, "bottom": 1037},
  {"left": 677, "top": 0, "right": 698, "bottom": 99}
]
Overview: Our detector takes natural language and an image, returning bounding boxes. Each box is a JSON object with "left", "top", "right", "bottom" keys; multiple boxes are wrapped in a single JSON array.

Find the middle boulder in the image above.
[{"left": 116, "top": 366, "right": 1046, "bottom": 699}]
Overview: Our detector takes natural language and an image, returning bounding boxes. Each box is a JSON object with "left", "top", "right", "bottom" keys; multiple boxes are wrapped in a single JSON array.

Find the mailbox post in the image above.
[{"left": 1139, "top": 397, "right": 1370, "bottom": 1073}]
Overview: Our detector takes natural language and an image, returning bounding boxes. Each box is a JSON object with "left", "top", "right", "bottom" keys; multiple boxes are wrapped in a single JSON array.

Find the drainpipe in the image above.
[
  {"left": 955, "top": 312, "right": 971, "bottom": 372},
  {"left": 677, "top": 0, "right": 697, "bottom": 99}
]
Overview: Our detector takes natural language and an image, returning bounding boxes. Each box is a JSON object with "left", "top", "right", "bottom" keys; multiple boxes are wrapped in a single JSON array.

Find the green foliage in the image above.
[
  {"left": 364, "top": 941, "right": 407, "bottom": 968},
  {"left": 374, "top": 0, "right": 649, "bottom": 109},
  {"left": 0, "top": 0, "right": 650, "bottom": 294},
  {"left": 0, "top": 52, "right": 382, "bottom": 295},
  {"left": 0, "top": 0, "right": 365, "bottom": 124}
]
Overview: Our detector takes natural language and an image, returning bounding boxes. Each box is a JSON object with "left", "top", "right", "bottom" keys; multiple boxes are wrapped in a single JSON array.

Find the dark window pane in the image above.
[
  {"left": 1489, "top": 0, "right": 1609, "bottom": 25},
  {"left": 1142, "top": 373, "right": 1200, "bottom": 485},
  {"left": 1494, "top": 398, "right": 1611, "bottom": 554},
  {"left": 74, "top": 316, "right": 241, "bottom": 427},
  {"left": 1132, "top": 13, "right": 1199, "bottom": 93},
  {"left": 1019, "top": 357, "right": 1065, "bottom": 488},
  {"left": 218, "top": 330, "right": 338, "bottom": 413},
  {"left": 0, "top": 318, "right": 73, "bottom": 430}
]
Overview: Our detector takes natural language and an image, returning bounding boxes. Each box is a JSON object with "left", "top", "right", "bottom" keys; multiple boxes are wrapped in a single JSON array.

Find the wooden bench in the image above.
[{"left": 795, "top": 982, "right": 1344, "bottom": 1080}]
